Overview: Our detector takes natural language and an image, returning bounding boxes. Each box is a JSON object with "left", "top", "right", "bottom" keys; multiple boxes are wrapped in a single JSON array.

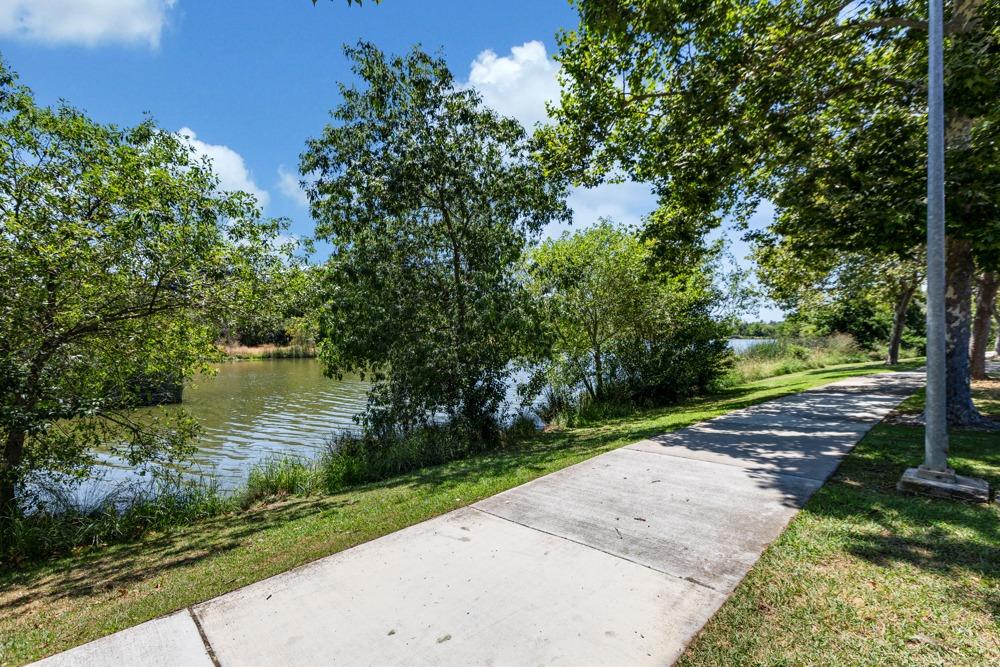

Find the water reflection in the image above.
[{"left": 101, "top": 359, "right": 368, "bottom": 490}]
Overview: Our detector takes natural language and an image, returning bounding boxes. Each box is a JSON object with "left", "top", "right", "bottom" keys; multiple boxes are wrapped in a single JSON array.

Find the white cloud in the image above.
[
  {"left": 465, "top": 40, "right": 560, "bottom": 129},
  {"left": 464, "top": 41, "right": 657, "bottom": 236},
  {"left": 0, "top": 0, "right": 176, "bottom": 48},
  {"left": 545, "top": 182, "right": 658, "bottom": 239},
  {"left": 177, "top": 128, "right": 269, "bottom": 208},
  {"left": 277, "top": 165, "right": 309, "bottom": 208}
]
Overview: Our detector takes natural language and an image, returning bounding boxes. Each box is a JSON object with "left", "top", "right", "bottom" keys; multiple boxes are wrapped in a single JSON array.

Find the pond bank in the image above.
[{"left": 219, "top": 344, "right": 317, "bottom": 359}]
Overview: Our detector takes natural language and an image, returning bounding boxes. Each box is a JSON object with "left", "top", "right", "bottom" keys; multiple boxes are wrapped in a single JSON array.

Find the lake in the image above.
[
  {"left": 95, "top": 359, "right": 368, "bottom": 490},
  {"left": 89, "top": 340, "right": 771, "bottom": 492}
]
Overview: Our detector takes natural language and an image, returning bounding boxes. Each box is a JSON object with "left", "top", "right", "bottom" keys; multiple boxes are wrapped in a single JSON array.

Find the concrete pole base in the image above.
[{"left": 897, "top": 467, "right": 990, "bottom": 503}]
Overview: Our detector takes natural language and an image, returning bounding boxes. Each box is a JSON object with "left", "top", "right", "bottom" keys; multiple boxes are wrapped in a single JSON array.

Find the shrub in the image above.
[{"left": 4, "top": 478, "right": 231, "bottom": 565}]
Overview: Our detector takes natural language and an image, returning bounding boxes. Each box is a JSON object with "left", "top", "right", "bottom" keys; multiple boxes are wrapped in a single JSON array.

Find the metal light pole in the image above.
[
  {"left": 922, "top": 0, "right": 949, "bottom": 476},
  {"left": 897, "top": 0, "right": 989, "bottom": 501}
]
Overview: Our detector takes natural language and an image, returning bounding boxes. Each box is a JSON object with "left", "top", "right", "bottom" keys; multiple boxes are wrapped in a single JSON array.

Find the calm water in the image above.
[
  {"left": 728, "top": 338, "right": 775, "bottom": 354},
  {"left": 85, "top": 343, "right": 766, "bottom": 494},
  {"left": 97, "top": 359, "right": 369, "bottom": 490}
]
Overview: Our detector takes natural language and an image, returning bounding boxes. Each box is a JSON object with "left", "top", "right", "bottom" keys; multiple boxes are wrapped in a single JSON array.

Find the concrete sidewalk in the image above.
[{"left": 34, "top": 371, "right": 924, "bottom": 667}]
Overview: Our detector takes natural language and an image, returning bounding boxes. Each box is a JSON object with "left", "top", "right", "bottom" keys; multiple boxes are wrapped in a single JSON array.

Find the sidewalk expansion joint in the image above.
[
  {"left": 470, "top": 505, "right": 721, "bottom": 595},
  {"left": 188, "top": 607, "right": 222, "bottom": 667}
]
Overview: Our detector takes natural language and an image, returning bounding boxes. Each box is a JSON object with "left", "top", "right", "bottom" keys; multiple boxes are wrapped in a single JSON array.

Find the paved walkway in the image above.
[{"left": 35, "top": 371, "right": 924, "bottom": 667}]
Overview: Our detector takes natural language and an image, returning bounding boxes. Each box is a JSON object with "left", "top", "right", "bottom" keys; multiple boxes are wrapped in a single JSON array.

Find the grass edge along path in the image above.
[
  {"left": 678, "top": 376, "right": 1000, "bottom": 667},
  {"left": 0, "top": 359, "right": 921, "bottom": 666}
]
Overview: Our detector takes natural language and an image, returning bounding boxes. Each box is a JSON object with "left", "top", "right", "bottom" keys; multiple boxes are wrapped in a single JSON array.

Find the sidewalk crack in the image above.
[{"left": 188, "top": 607, "right": 222, "bottom": 667}]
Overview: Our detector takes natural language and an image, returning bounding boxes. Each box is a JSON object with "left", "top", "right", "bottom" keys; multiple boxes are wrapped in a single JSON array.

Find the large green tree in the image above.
[
  {"left": 0, "top": 64, "right": 281, "bottom": 537},
  {"left": 302, "top": 43, "right": 568, "bottom": 442},
  {"left": 545, "top": 0, "right": 1000, "bottom": 424}
]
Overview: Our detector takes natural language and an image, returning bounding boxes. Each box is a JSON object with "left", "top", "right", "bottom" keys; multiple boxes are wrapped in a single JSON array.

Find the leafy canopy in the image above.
[
  {"left": 0, "top": 61, "right": 283, "bottom": 518},
  {"left": 303, "top": 42, "right": 569, "bottom": 440},
  {"left": 545, "top": 1, "right": 1000, "bottom": 263}
]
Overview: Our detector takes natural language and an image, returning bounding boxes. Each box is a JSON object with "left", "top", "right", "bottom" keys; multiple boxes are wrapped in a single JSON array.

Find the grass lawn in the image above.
[
  {"left": 0, "top": 359, "right": 921, "bottom": 666},
  {"left": 679, "top": 375, "right": 1000, "bottom": 667}
]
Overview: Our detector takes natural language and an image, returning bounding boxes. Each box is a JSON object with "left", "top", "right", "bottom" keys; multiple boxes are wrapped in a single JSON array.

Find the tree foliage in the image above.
[
  {"left": 526, "top": 220, "right": 732, "bottom": 415},
  {"left": 755, "top": 241, "right": 925, "bottom": 359},
  {"left": 547, "top": 0, "right": 1000, "bottom": 256},
  {"left": 0, "top": 62, "right": 283, "bottom": 530},
  {"left": 548, "top": 0, "right": 1000, "bottom": 423},
  {"left": 303, "top": 43, "right": 569, "bottom": 442},
  {"left": 223, "top": 262, "right": 323, "bottom": 348}
]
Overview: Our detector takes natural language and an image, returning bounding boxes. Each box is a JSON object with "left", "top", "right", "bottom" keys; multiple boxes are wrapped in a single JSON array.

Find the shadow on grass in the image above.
[
  {"left": 0, "top": 496, "right": 348, "bottom": 611},
  {"left": 806, "top": 422, "right": 1000, "bottom": 619},
  {"left": 796, "top": 360, "right": 923, "bottom": 380}
]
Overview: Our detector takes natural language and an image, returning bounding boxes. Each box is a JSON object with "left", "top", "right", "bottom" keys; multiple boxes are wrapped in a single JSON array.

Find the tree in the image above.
[
  {"left": 527, "top": 220, "right": 732, "bottom": 409},
  {"left": 971, "top": 271, "right": 998, "bottom": 379},
  {"left": 545, "top": 0, "right": 1000, "bottom": 424},
  {"left": 754, "top": 240, "right": 924, "bottom": 364},
  {"left": 0, "top": 64, "right": 281, "bottom": 538},
  {"left": 302, "top": 43, "right": 568, "bottom": 442},
  {"left": 527, "top": 220, "right": 653, "bottom": 402}
]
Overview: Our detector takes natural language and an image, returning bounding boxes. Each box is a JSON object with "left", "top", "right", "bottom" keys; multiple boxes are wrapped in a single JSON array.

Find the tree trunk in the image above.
[
  {"left": 0, "top": 429, "right": 26, "bottom": 549},
  {"left": 593, "top": 346, "right": 605, "bottom": 400},
  {"left": 577, "top": 359, "right": 597, "bottom": 401},
  {"left": 994, "top": 307, "right": 1000, "bottom": 356},
  {"left": 886, "top": 279, "right": 918, "bottom": 365},
  {"left": 944, "top": 238, "right": 983, "bottom": 425},
  {"left": 970, "top": 272, "right": 999, "bottom": 380}
]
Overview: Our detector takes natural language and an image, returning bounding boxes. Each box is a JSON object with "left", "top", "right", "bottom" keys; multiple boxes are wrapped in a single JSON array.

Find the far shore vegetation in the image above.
[{"left": 219, "top": 343, "right": 317, "bottom": 360}]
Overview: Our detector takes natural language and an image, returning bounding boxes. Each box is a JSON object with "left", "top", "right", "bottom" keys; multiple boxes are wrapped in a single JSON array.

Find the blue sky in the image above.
[{"left": 1, "top": 0, "right": 780, "bottom": 320}]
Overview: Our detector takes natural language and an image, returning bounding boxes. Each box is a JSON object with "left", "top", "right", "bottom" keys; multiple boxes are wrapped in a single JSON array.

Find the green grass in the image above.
[
  {"left": 728, "top": 334, "right": 874, "bottom": 384},
  {"left": 679, "top": 376, "right": 1000, "bottom": 667},
  {"left": 0, "top": 359, "right": 921, "bottom": 666},
  {"left": 220, "top": 343, "right": 316, "bottom": 359}
]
